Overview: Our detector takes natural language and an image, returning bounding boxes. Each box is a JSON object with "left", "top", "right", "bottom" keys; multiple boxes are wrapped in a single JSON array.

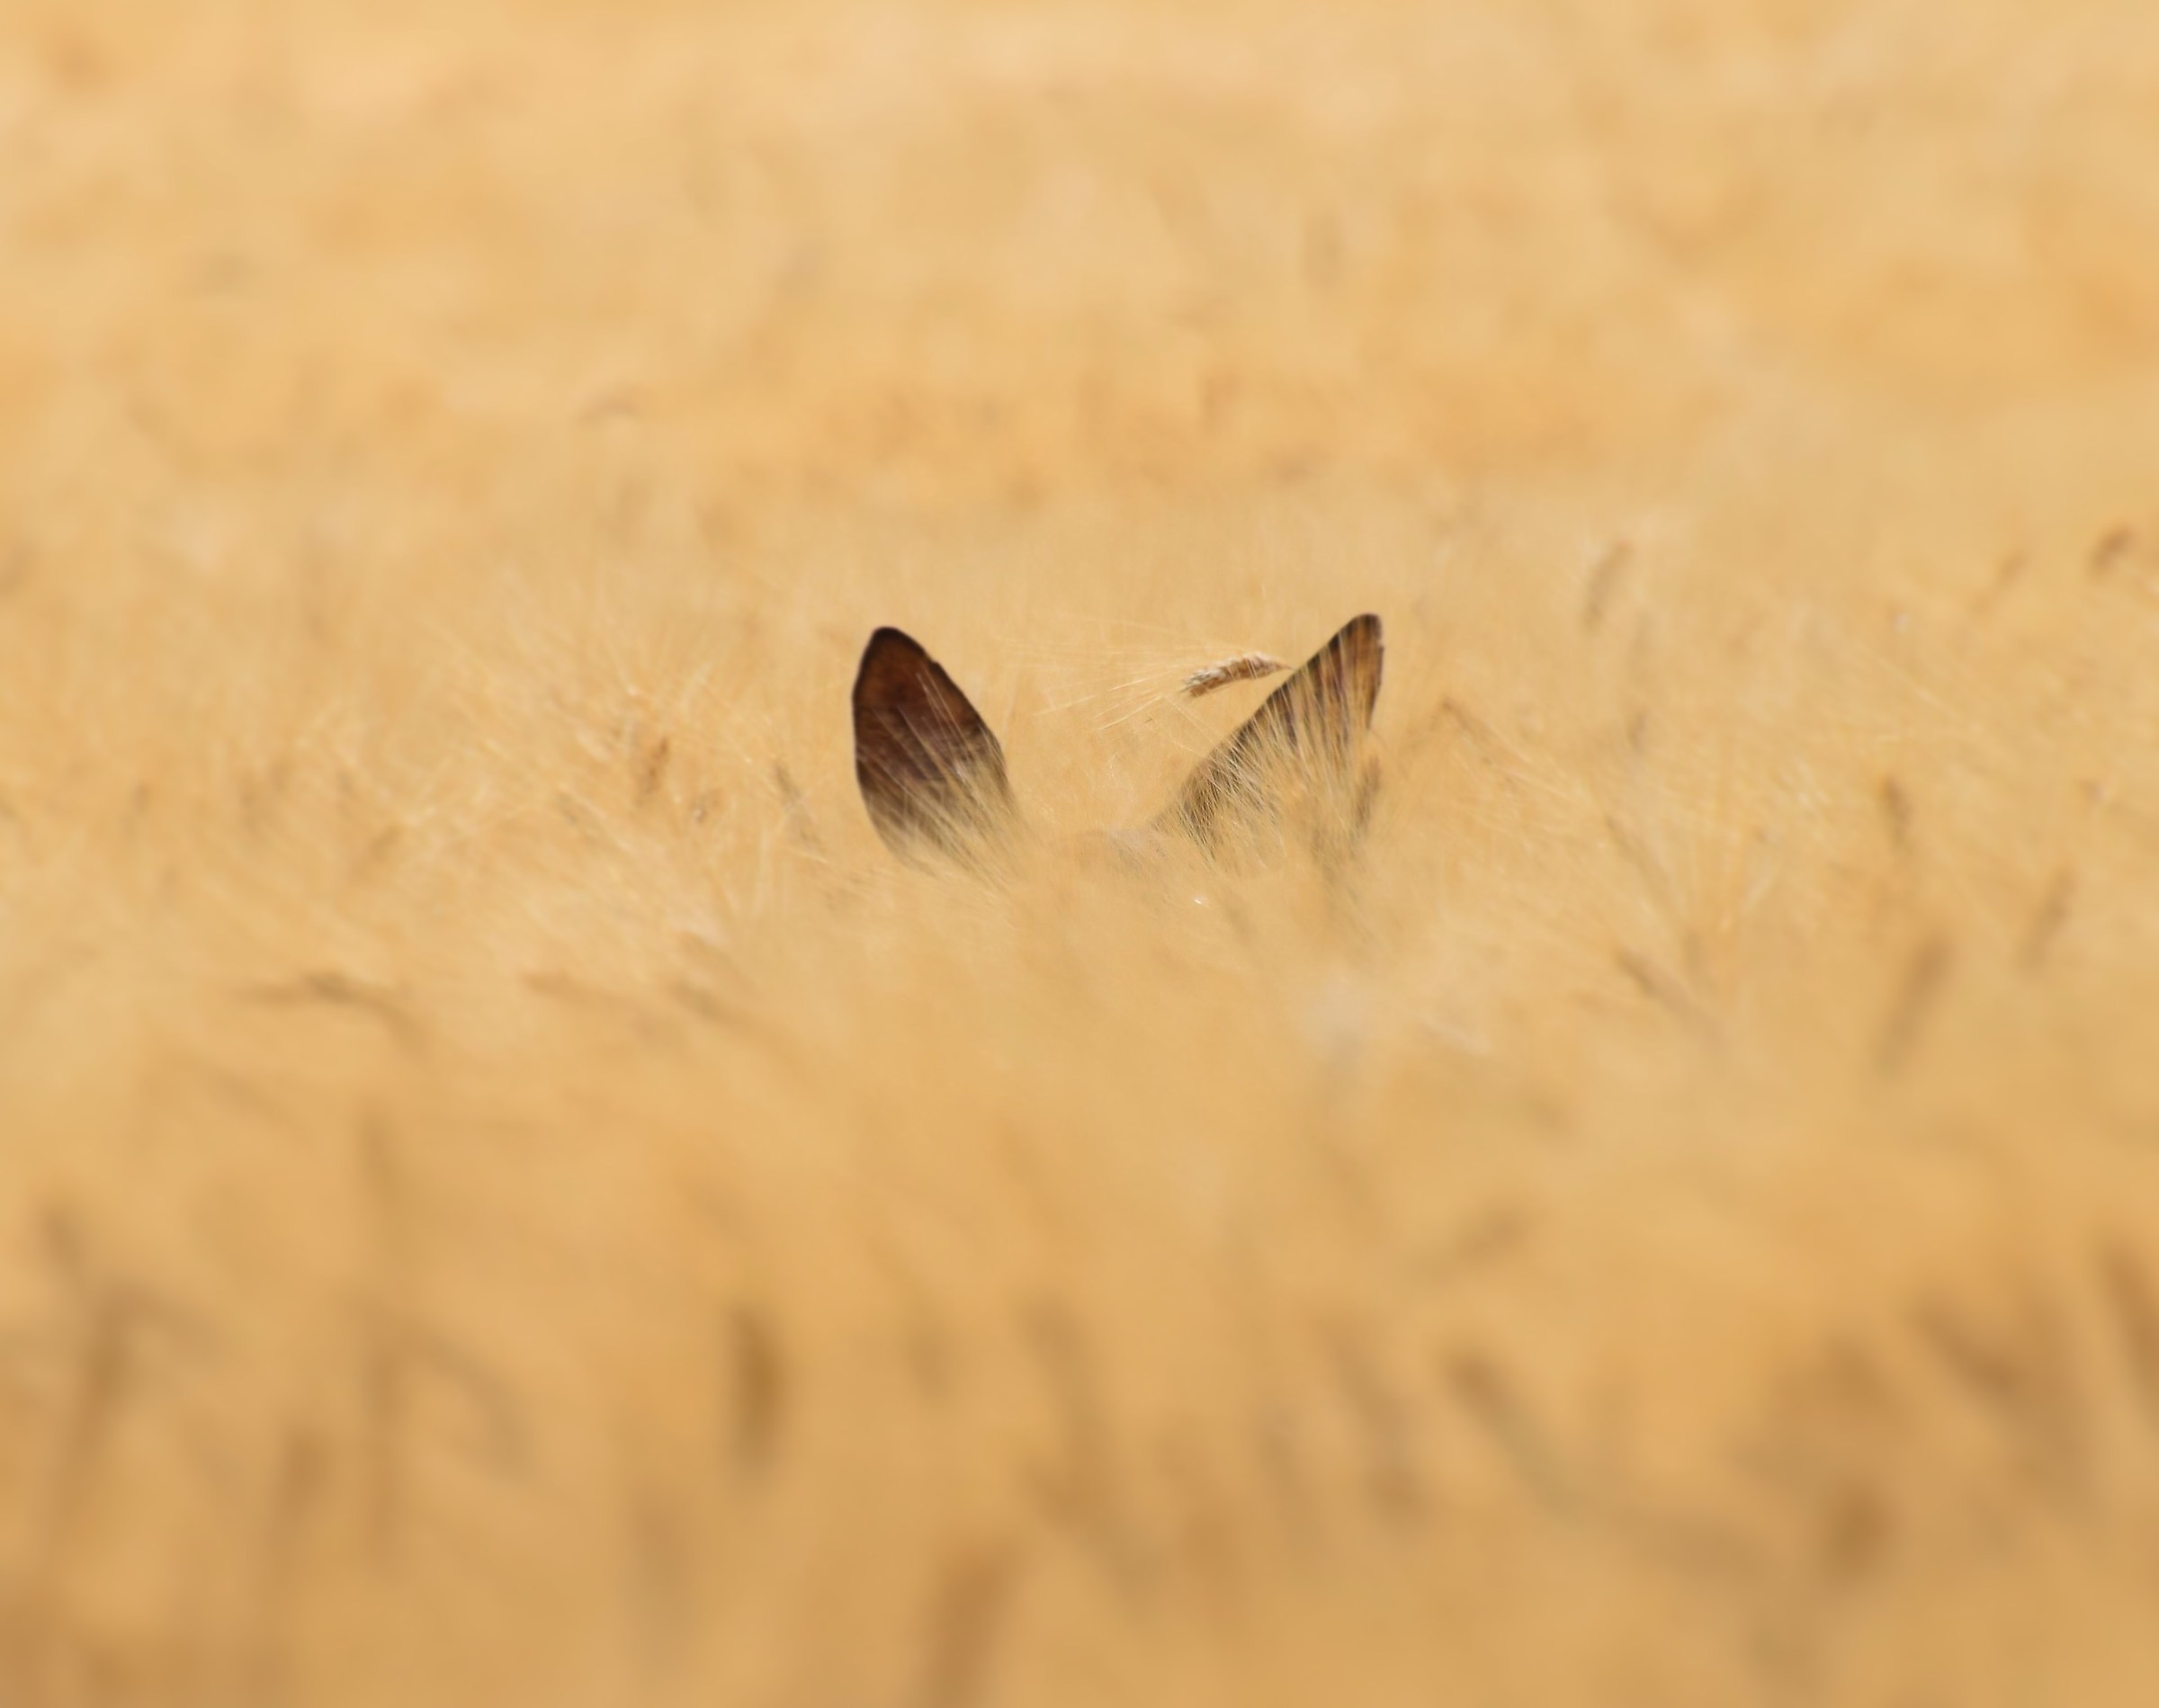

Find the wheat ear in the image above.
[{"left": 1183, "top": 653, "right": 1286, "bottom": 699}]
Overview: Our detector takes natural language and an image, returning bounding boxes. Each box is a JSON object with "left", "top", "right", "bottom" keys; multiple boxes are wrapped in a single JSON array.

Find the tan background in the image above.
[{"left": 4, "top": 3, "right": 2159, "bottom": 1704}]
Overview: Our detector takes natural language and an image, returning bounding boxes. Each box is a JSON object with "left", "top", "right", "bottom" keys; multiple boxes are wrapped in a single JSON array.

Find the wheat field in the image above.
[{"left": 4, "top": 2, "right": 2159, "bottom": 1704}]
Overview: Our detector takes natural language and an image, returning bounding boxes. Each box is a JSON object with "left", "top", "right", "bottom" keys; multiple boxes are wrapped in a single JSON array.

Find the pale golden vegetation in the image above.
[
  {"left": 1181, "top": 655, "right": 1285, "bottom": 700},
  {"left": 4, "top": 1, "right": 2159, "bottom": 1704}
]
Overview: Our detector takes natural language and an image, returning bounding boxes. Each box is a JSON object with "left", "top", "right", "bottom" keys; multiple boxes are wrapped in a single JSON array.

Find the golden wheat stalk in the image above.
[{"left": 1182, "top": 652, "right": 1286, "bottom": 698}]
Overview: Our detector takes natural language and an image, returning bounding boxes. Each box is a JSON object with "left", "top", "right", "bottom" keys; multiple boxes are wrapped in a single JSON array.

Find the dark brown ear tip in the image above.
[
  {"left": 854, "top": 627, "right": 927, "bottom": 703},
  {"left": 1334, "top": 613, "right": 1384, "bottom": 711},
  {"left": 857, "top": 626, "right": 927, "bottom": 670}
]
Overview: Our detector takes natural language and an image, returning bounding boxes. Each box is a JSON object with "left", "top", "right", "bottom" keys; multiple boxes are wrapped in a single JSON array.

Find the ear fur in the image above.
[
  {"left": 1160, "top": 613, "right": 1384, "bottom": 855},
  {"left": 852, "top": 628, "right": 1018, "bottom": 865}
]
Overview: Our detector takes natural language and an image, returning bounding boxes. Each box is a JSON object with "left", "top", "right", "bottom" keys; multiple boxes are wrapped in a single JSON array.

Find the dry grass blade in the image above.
[{"left": 1182, "top": 652, "right": 1286, "bottom": 698}]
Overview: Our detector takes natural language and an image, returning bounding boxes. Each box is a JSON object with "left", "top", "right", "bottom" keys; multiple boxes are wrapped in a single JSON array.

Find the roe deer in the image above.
[{"left": 852, "top": 615, "right": 1384, "bottom": 870}]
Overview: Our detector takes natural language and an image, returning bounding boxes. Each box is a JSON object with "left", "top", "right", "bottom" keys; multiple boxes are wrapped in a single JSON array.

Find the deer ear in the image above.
[
  {"left": 853, "top": 628, "right": 1018, "bottom": 864},
  {"left": 1160, "top": 613, "right": 1384, "bottom": 855}
]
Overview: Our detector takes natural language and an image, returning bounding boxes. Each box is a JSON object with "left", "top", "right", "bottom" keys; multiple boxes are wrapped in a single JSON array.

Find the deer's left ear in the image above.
[
  {"left": 1160, "top": 613, "right": 1384, "bottom": 856},
  {"left": 852, "top": 628, "right": 1018, "bottom": 866}
]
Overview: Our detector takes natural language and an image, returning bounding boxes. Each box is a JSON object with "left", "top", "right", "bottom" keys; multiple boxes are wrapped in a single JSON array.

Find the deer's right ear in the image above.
[{"left": 853, "top": 628, "right": 1018, "bottom": 866}]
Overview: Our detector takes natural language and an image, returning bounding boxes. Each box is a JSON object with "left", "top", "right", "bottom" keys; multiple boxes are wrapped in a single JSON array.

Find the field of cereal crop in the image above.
[{"left": 4, "top": 3, "right": 2159, "bottom": 1703}]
